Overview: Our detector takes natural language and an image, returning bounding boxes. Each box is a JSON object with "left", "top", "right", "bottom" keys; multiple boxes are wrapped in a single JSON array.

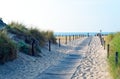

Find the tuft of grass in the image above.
[
  {"left": 105, "top": 32, "right": 120, "bottom": 79},
  {"left": 45, "top": 30, "right": 57, "bottom": 44},
  {"left": 104, "top": 33, "right": 114, "bottom": 45},
  {"left": 29, "top": 28, "right": 46, "bottom": 46},
  {"left": 29, "top": 28, "right": 57, "bottom": 46},
  {"left": 7, "top": 22, "right": 30, "bottom": 37},
  {"left": 0, "top": 31, "right": 17, "bottom": 64}
]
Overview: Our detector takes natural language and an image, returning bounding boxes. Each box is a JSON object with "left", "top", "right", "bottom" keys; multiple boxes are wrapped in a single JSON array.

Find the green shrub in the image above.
[
  {"left": 18, "top": 41, "right": 30, "bottom": 54},
  {"left": 18, "top": 40, "right": 41, "bottom": 56}
]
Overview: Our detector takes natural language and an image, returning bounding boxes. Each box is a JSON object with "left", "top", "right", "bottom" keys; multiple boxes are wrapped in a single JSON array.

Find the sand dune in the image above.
[{"left": 0, "top": 37, "right": 111, "bottom": 79}]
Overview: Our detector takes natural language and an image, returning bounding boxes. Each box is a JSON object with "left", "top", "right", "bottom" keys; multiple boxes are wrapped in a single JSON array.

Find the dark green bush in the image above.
[
  {"left": 18, "top": 41, "right": 30, "bottom": 54},
  {"left": 18, "top": 40, "right": 41, "bottom": 56}
]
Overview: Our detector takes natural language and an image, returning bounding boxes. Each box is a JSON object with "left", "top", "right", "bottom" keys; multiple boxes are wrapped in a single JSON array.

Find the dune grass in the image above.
[
  {"left": 44, "top": 30, "right": 57, "bottom": 44},
  {"left": 7, "top": 22, "right": 57, "bottom": 45},
  {"left": 105, "top": 32, "right": 120, "bottom": 79},
  {"left": 0, "top": 30, "right": 17, "bottom": 64},
  {"left": 6, "top": 22, "right": 56, "bottom": 56},
  {"left": 0, "top": 21, "right": 57, "bottom": 63},
  {"left": 7, "top": 22, "right": 30, "bottom": 35},
  {"left": 29, "top": 28, "right": 46, "bottom": 46}
]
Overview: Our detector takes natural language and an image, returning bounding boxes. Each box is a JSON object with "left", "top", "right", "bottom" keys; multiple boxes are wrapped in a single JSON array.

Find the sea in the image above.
[{"left": 54, "top": 32, "right": 114, "bottom": 36}]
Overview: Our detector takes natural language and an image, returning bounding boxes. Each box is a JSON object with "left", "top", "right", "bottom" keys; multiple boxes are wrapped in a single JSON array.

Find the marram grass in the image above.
[{"left": 105, "top": 32, "right": 120, "bottom": 79}]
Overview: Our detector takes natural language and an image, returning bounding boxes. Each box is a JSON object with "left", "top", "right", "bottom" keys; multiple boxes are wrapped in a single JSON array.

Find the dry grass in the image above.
[{"left": 56, "top": 36, "right": 81, "bottom": 44}]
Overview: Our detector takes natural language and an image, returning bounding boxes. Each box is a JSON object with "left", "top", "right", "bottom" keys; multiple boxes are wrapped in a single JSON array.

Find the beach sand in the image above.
[{"left": 0, "top": 36, "right": 112, "bottom": 79}]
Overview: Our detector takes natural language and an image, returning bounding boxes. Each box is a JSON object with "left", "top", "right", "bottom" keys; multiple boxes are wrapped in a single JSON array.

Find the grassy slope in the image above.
[
  {"left": 0, "top": 31, "right": 17, "bottom": 64},
  {"left": 0, "top": 21, "right": 57, "bottom": 64},
  {"left": 105, "top": 33, "right": 120, "bottom": 79},
  {"left": 7, "top": 22, "right": 56, "bottom": 45}
]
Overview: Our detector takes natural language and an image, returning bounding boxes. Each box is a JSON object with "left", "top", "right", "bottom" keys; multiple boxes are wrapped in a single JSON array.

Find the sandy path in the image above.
[
  {"left": 35, "top": 37, "right": 91, "bottom": 79},
  {"left": 71, "top": 37, "right": 112, "bottom": 79},
  {"left": 0, "top": 36, "right": 85, "bottom": 79},
  {"left": 35, "top": 36, "right": 112, "bottom": 79}
]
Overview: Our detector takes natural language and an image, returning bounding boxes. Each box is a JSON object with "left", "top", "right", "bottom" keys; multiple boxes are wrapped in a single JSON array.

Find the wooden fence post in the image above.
[
  {"left": 115, "top": 52, "right": 118, "bottom": 65},
  {"left": 107, "top": 44, "right": 109, "bottom": 58},
  {"left": 104, "top": 41, "right": 106, "bottom": 50},
  {"left": 65, "top": 36, "right": 67, "bottom": 44},
  {"left": 75, "top": 35, "right": 76, "bottom": 39},
  {"left": 69, "top": 35, "right": 71, "bottom": 42},
  {"left": 32, "top": 39, "right": 35, "bottom": 56},
  {"left": 59, "top": 38, "right": 60, "bottom": 47},
  {"left": 88, "top": 33, "right": 89, "bottom": 37},
  {"left": 49, "top": 40, "right": 51, "bottom": 51},
  {"left": 73, "top": 35, "right": 74, "bottom": 40}
]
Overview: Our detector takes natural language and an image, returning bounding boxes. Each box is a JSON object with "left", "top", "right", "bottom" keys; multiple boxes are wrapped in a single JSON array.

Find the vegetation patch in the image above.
[
  {"left": 105, "top": 32, "right": 120, "bottom": 79},
  {"left": 0, "top": 19, "right": 57, "bottom": 64},
  {"left": 0, "top": 31, "right": 17, "bottom": 64},
  {"left": 6, "top": 22, "right": 56, "bottom": 56}
]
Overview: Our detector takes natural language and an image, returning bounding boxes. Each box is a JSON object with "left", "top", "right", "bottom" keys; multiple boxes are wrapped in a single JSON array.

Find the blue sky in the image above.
[{"left": 0, "top": 0, "right": 120, "bottom": 32}]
